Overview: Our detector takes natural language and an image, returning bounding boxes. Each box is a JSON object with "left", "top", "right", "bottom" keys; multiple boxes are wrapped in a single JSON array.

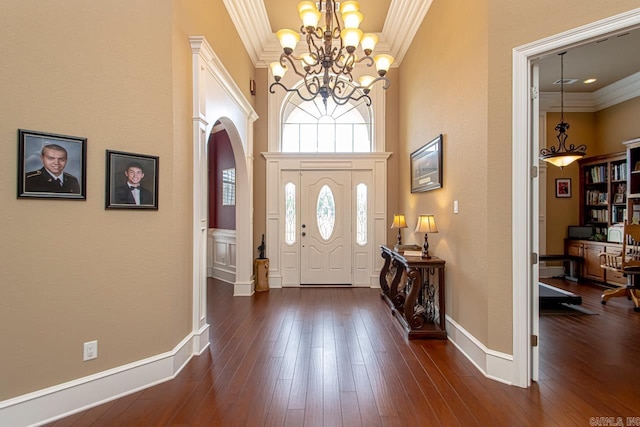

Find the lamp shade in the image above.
[
  {"left": 276, "top": 29, "right": 300, "bottom": 53},
  {"left": 361, "top": 33, "right": 378, "bottom": 54},
  {"left": 542, "top": 153, "right": 584, "bottom": 168},
  {"left": 297, "top": 1, "right": 317, "bottom": 14},
  {"left": 339, "top": 1, "right": 360, "bottom": 14},
  {"left": 390, "top": 214, "right": 407, "bottom": 229},
  {"left": 414, "top": 214, "right": 438, "bottom": 233},
  {"left": 374, "top": 54, "right": 394, "bottom": 76},
  {"left": 300, "top": 8, "right": 321, "bottom": 28},
  {"left": 341, "top": 28, "right": 363, "bottom": 52},
  {"left": 342, "top": 11, "right": 363, "bottom": 29},
  {"left": 270, "top": 62, "right": 287, "bottom": 80}
]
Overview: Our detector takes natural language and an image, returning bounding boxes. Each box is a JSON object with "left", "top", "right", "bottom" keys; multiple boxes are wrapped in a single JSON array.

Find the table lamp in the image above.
[
  {"left": 391, "top": 214, "right": 408, "bottom": 249},
  {"left": 414, "top": 214, "right": 438, "bottom": 258}
]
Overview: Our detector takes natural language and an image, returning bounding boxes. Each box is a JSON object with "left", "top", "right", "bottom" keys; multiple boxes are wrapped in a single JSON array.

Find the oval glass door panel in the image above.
[{"left": 316, "top": 185, "right": 336, "bottom": 240}]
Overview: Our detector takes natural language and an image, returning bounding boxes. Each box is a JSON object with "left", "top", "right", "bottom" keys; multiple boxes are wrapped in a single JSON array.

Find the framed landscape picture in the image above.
[{"left": 411, "top": 134, "right": 443, "bottom": 193}]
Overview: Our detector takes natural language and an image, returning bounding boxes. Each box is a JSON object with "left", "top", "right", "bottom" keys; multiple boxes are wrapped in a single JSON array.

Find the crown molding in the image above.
[
  {"left": 223, "top": 0, "right": 433, "bottom": 68},
  {"left": 222, "top": 0, "right": 272, "bottom": 65},
  {"left": 593, "top": 71, "right": 640, "bottom": 110},
  {"left": 382, "top": 0, "right": 434, "bottom": 65},
  {"left": 540, "top": 71, "right": 640, "bottom": 113},
  {"left": 539, "top": 92, "right": 595, "bottom": 112}
]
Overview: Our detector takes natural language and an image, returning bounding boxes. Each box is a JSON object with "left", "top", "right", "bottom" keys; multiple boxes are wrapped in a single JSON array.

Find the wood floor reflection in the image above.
[{"left": 45, "top": 277, "right": 640, "bottom": 426}]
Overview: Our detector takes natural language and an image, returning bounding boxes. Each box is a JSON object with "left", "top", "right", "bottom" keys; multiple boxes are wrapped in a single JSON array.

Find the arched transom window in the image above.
[{"left": 281, "top": 81, "right": 372, "bottom": 153}]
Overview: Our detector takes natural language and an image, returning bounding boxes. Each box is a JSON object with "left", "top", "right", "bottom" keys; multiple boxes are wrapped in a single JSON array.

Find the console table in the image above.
[{"left": 379, "top": 246, "right": 447, "bottom": 339}]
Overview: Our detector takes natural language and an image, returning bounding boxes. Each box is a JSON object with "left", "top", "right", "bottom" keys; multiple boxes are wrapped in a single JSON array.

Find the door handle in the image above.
[{"left": 302, "top": 232, "right": 306, "bottom": 237}]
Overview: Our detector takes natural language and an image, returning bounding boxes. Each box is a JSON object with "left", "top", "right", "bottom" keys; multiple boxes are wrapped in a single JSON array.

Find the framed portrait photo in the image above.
[
  {"left": 17, "top": 129, "right": 87, "bottom": 200},
  {"left": 106, "top": 150, "right": 159, "bottom": 210},
  {"left": 411, "top": 134, "right": 443, "bottom": 193},
  {"left": 555, "top": 178, "right": 571, "bottom": 198}
]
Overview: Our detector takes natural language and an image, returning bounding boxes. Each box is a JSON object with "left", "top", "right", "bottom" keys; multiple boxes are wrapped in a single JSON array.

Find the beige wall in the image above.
[
  {"left": 0, "top": 0, "right": 253, "bottom": 400},
  {"left": 595, "top": 96, "right": 640, "bottom": 153},
  {"left": 400, "top": 0, "right": 490, "bottom": 345},
  {"left": 400, "top": 0, "right": 640, "bottom": 353}
]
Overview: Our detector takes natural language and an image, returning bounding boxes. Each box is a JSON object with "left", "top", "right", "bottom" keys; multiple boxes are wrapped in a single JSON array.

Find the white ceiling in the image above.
[
  {"left": 536, "top": 28, "right": 640, "bottom": 93},
  {"left": 223, "top": 1, "right": 640, "bottom": 107}
]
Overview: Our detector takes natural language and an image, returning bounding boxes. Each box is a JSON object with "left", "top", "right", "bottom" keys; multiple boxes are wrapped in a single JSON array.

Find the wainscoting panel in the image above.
[{"left": 207, "top": 229, "right": 236, "bottom": 283}]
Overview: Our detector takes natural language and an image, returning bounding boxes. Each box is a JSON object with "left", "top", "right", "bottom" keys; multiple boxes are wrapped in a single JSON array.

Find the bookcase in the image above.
[
  {"left": 578, "top": 152, "right": 626, "bottom": 235},
  {"left": 624, "top": 137, "right": 640, "bottom": 223}
]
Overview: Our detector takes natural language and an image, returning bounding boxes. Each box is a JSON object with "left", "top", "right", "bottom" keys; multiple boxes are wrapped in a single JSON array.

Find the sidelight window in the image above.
[
  {"left": 285, "top": 182, "right": 296, "bottom": 245},
  {"left": 356, "top": 183, "right": 367, "bottom": 245}
]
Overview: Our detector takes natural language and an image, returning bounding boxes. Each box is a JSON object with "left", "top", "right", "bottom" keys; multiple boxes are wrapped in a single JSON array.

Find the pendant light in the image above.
[{"left": 539, "top": 52, "right": 587, "bottom": 169}]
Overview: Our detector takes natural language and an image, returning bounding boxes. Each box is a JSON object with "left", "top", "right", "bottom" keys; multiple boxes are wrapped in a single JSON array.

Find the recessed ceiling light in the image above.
[{"left": 584, "top": 78, "right": 597, "bottom": 84}]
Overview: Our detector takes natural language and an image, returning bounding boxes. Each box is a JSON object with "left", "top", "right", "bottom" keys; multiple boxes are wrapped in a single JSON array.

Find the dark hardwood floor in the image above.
[{"left": 45, "top": 277, "right": 640, "bottom": 426}]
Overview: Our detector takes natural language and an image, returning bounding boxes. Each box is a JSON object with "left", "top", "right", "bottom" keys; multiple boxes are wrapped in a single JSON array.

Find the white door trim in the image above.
[
  {"left": 512, "top": 8, "right": 640, "bottom": 388},
  {"left": 263, "top": 153, "right": 391, "bottom": 288}
]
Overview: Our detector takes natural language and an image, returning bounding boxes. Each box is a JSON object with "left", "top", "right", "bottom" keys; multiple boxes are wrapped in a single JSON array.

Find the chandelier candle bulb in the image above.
[
  {"left": 297, "top": 1, "right": 317, "bottom": 14},
  {"left": 342, "top": 11, "right": 363, "bottom": 29},
  {"left": 339, "top": 1, "right": 360, "bottom": 14},
  {"left": 341, "top": 28, "right": 363, "bottom": 53},
  {"left": 300, "top": 8, "right": 321, "bottom": 28},
  {"left": 300, "top": 53, "right": 315, "bottom": 70},
  {"left": 374, "top": 54, "right": 394, "bottom": 76},
  {"left": 270, "top": 62, "right": 287, "bottom": 81},
  {"left": 276, "top": 29, "right": 300, "bottom": 54},
  {"left": 361, "top": 33, "right": 378, "bottom": 55}
]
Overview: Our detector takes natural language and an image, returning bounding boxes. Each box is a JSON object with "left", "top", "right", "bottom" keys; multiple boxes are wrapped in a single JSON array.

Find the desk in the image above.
[
  {"left": 379, "top": 246, "right": 447, "bottom": 339},
  {"left": 539, "top": 254, "right": 583, "bottom": 281}
]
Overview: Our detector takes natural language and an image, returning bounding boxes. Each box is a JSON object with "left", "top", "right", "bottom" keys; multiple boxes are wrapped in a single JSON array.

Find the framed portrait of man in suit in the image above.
[
  {"left": 17, "top": 129, "right": 87, "bottom": 200},
  {"left": 105, "top": 150, "right": 159, "bottom": 210}
]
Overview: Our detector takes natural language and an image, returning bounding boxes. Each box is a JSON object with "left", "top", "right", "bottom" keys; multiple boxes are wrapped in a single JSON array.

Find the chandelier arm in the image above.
[
  {"left": 329, "top": 88, "right": 372, "bottom": 107},
  {"left": 279, "top": 54, "right": 308, "bottom": 79},
  {"left": 358, "top": 76, "right": 390, "bottom": 91},
  {"left": 306, "top": 31, "right": 324, "bottom": 52},
  {"left": 353, "top": 56, "right": 375, "bottom": 67},
  {"left": 269, "top": 81, "right": 319, "bottom": 102}
]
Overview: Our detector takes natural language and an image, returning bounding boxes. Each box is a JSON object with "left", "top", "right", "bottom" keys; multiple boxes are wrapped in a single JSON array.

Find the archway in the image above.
[{"left": 190, "top": 36, "right": 258, "bottom": 353}]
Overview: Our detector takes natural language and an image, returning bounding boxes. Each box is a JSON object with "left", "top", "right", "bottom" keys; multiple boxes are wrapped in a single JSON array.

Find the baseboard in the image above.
[
  {"left": 210, "top": 266, "right": 236, "bottom": 284},
  {"left": 233, "top": 280, "right": 254, "bottom": 296},
  {"left": 445, "top": 315, "right": 514, "bottom": 385},
  {"left": 0, "top": 325, "right": 210, "bottom": 427}
]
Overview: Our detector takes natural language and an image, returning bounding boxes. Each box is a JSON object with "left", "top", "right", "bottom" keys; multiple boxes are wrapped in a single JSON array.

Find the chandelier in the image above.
[
  {"left": 539, "top": 52, "right": 587, "bottom": 169},
  {"left": 269, "top": 1, "right": 394, "bottom": 108}
]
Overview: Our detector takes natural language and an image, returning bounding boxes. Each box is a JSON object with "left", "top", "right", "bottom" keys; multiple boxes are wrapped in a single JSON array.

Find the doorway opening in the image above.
[{"left": 513, "top": 9, "right": 640, "bottom": 387}]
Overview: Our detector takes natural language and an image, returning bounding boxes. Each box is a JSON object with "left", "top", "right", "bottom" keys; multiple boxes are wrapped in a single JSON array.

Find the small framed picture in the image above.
[
  {"left": 17, "top": 129, "right": 87, "bottom": 200},
  {"left": 555, "top": 178, "right": 571, "bottom": 198},
  {"left": 411, "top": 134, "right": 443, "bottom": 193},
  {"left": 106, "top": 150, "right": 159, "bottom": 210},
  {"left": 614, "top": 193, "right": 625, "bottom": 204}
]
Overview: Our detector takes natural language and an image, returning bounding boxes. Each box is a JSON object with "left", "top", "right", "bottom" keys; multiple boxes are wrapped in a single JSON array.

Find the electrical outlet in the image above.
[
  {"left": 454, "top": 200, "right": 459, "bottom": 214},
  {"left": 83, "top": 340, "right": 98, "bottom": 361}
]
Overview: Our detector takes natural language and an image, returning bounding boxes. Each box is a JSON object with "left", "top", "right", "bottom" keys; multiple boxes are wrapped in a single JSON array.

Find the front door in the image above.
[{"left": 300, "top": 171, "right": 352, "bottom": 285}]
